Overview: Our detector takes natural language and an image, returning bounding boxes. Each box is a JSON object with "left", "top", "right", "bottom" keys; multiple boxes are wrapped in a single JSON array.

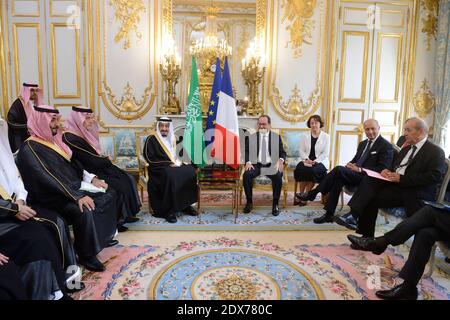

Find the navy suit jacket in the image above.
[
  {"left": 350, "top": 135, "right": 394, "bottom": 173},
  {"left": 392, "top": 140, "right": 446, "bottom": 201}
]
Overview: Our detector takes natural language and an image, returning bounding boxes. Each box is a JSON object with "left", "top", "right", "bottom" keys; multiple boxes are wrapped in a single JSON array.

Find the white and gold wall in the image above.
[{"left": 0, "top": 0, "right": 442, "bottom": 165}]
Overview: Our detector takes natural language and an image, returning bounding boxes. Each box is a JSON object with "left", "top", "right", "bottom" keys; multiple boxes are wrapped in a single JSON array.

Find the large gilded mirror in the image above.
[{"left": 163, "top": 0, "right": 265, "bottom": 114}]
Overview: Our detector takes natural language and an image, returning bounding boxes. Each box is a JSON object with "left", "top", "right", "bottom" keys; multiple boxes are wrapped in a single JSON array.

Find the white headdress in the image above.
[
  {"left": 0, "top": 116, "right": 28, "bottom": 201},
  {"left": 156, "top": 116, "right": 176, "bottom": 161}
]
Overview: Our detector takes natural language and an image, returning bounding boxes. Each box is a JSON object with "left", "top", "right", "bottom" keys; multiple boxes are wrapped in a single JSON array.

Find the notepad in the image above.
[
  {"left": 79, "top": 181, "right": 106, "bottom": 193},
  {"left": 362, "top": 168, "right": 392, "bottom": 182}
]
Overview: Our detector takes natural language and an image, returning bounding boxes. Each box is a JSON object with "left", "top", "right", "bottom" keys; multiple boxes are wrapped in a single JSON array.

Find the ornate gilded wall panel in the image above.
[
  {"left": 420, "top": 0, "right": 439, "bottom": 51},
  {"left": 94, "top": 0, "right": 158, "bottom": 127},
  {"left": 109, "top": 0, "right": 146, "bottom": 50},
  {"left": 413, "top": 79, "right": 435, "bottom": 119},
  {"left": 281, "top": 0, "right": 317, "bottom": 59},
  {"left": 268, "top": 0, "right": 328, "bottom": 123}
]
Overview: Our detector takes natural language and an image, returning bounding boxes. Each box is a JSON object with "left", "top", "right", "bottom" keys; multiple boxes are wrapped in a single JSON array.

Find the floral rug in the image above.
[
  {"left": 126, "top": 206, "right": 404, "bottom": 231},
  {"left": 72, "top": 238, "right": 450, "bottom": 300},
  {"left": 127, "top": 207, "right": 343, "bottom": 231}
]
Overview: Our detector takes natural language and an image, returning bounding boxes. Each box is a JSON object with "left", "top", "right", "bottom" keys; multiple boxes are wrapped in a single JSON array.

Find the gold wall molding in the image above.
[
  {"left": 374, "top": 33, "right": 403, "bottom": 104},
  {"left": 271, "top": 84, "right": 321, "bottom": 123},
  {"left": 12, "top": 0, "right": 41, "bottom": 17},
  {"left": 338, "top": 31, "right": 370, "bottom": 103},
  {"left": 162, "top": 0, "right": 173, "bottom": 34},
  {"left": 413, "top": 79, "right": 435, "bottom": 119},
  {"left": 334, "top": 130, "right": 363, "bottom": 167},
  {"left": 281, "top": 0, "right": 317, "bottom": 59},
  {"left": 0, "top": 2, "right": 8, "bottom": 117},
  {"left": 174, "top": 1, "right": 256, "bottom": 14},
  {"left": 420, "top": 0, "right": 439, "bottom": 51},
  {"left": 12, "top": 23, "right": 44, "bottom": 97},
  {"left": 97, "top": 0, "right": 158, "bottom": 126},
  {"left": 109, "top": 0, "right": 146, "bottom": 50},
  {"left": 268, "top": 0, "right": 328, "bottom": 123},
  {"left": 104, "top": 82, "right": 153, "bottom": 120},
  {"left": 255, "top": 0, "right": 266, "bottom": 41},
  {"left": 50, "top": 0, "right": 80, "bottom": 17},
  {"left": 51, "top": 22, "right": 81, "bottom": 99}
]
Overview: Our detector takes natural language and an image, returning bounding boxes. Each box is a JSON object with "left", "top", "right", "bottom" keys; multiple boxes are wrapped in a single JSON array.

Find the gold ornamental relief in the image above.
[
  {"left": 420, "top": 0, "right": 439, "bottom": 51},
  {"left": 109, "top": 0, "right": 146, "bottom": 50},
  {"left": 281, "top": 0, "right": 317, "bottom": 58},
  {"left": 103, "top": 82, "right": 154, "bottom": 120},
  {"left": 271, "top": 83, "right": 321, "bottom": 122},
  {"left": 413, "top": 79, "right": 436, "bottom": 119}
]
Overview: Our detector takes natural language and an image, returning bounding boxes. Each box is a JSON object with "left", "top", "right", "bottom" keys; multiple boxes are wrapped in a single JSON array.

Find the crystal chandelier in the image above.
[{"left": 189, "top": 4, "right": 232, "bottom": 61}]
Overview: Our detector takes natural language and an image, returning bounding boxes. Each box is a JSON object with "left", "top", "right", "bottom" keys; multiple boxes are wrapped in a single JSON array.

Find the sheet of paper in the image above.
[
  {"left": 362, "top": 168, "right": 392, "bottom": 182},
  {"left": 80, "top": 181, "right": 106, "bottom": 193}
]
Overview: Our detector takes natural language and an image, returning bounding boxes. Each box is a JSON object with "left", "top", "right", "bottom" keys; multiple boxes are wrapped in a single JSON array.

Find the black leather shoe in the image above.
[
  {"left": 79, "top": 256, "right": 105, "bottom": 272},
  {"left": 166, "top": 214, "right": 177, "bottom": 223},
  {"left": 272, "top": 204, "right": 280, "bottom": 216},
  {"left": 295, "top": 189, "right": 318, "bottom": 202},
  {"left": 347, "top": 234, "right": 387, "bottom": 255},
  {"left": 243, "top": 203, "right": 253, "bottom": 214},
  {"left": 106, "top": 239, "right": 119, "bottom": 247},
  {"left": 183, "top": 206, "right": 199, "bottom": 216},
  {"left": 334, "top": 213, "right": 357, "bottom": 230},
  {"left": 118, "top": 225, "right": 128, "bottom": 232},
  {"left": 350, "top": 243, "right": 361, "bottom": 250},
  {"left": 376, "top": 283, "right": 418, "bottom": 300},
  {"left": 66, "top": 281, "right": 85, "bottom": 294},
  {"left": 125, "top": 216, "right": 139, "bottom": 223},
  {"left": 313, "top": 213, "right": 334, "bottom": 224}
]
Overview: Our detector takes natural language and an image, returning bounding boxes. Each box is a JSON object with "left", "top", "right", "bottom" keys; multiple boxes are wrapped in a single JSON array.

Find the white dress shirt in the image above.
[{"left": 396, "top": 136, "right": 427, "bottom": 175}]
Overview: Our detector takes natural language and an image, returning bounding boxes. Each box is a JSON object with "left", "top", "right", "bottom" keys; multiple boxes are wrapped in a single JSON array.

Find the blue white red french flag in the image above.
[
  {"left": 206, "top": 57, "right": 222, "bottom": 150},
  {"left": 213, "top": 57, "right": 240, "bottom": 169}
]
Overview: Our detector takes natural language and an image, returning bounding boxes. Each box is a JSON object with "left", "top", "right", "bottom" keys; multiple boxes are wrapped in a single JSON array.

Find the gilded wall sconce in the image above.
[
  {"left": 241, "top": 38, "right": 265, "bottom": 116},
  {"left": 160, "top": 38, "right": 182, "bottom": 115}
]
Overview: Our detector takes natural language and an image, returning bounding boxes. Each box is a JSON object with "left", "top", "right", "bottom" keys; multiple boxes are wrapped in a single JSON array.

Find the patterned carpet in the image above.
[
  {"left": 72, "top": 237, "right": 450, "bottom": 300},
  {"left": 128, "top": 207, "right": 405, "bottom": 231},
  {"left": 126, "top": 207, "right": 350, "bottom": 231}
]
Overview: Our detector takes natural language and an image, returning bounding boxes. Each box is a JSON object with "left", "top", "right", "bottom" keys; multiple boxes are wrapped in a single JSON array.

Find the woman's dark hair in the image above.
[{"left": 307, "top": 115, "right": 324, "bottom": 128}]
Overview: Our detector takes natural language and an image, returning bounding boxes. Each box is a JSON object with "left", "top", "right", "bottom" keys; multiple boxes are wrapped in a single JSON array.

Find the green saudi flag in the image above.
[{"left": 183, "top": 56, "right": 205, "bottom": 167}]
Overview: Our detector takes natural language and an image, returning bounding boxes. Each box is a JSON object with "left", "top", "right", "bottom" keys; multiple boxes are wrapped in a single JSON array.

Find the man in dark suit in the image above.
[
  {"left": 336, "top": 117, "right": 446, "bottom": 237},
  {"left": 243, "top": 115, "right": 286, "bottom": 216},
  {"left": 297, "top": 119, "right": 394, "bottom": 224},
  {"left": 347, "top": 203, "right": 450, "bottom": 300}
]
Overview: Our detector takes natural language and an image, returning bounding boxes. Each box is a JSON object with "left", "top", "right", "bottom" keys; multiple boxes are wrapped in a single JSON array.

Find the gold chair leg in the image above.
[
  {"left": 197, "top": 186, "right": 202, "bottom": 223},
  {"left": 293, "top": 181, "right": 298, "bottom": 205}
]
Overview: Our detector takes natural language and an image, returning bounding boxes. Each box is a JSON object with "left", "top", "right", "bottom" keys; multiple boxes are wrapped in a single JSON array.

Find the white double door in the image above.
[
  {"left": 331, "top": 0, "right": 414, "bottom": 166},
  {"left": 3, "top": 0, "right": 86, "bottom": 116}
]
